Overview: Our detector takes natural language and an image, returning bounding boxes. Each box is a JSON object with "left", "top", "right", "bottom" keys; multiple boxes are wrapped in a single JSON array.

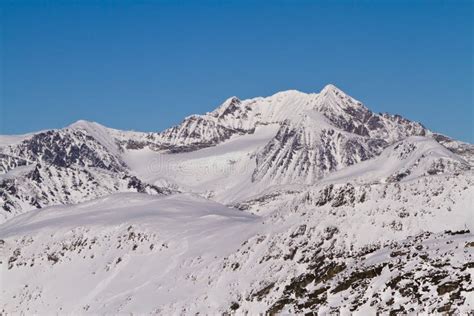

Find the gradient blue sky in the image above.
[{"left": 1, "top": 0, "right": 473, "bottom": 142}]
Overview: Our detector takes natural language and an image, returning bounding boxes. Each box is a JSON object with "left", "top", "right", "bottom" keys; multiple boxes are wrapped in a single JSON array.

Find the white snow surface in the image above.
[
  {"left": 0, "top": 193, "right": 262, "bottom": 314},
  {"left": 123, "top": 124, "right": 281, "bottom": 203}
]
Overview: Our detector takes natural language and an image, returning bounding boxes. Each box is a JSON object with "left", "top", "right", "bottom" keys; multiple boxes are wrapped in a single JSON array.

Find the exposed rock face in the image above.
[
  {"left": 0, "top": 162, "right": 171, "bottom": 221},
  {"left": 252, "top": 122, "right": 379, "bottom": 184},
  {"left": 314, "top": 85, "right": 426, "bottom": 141},
  {"left": 260, "top": 231, "right": 473, "bottom": 315},
  {"left": 156, "top": 115, "right": 251, "bottom": 152},
  {"left": 2, "top": 129, "right": 126, "bottom": 172},
  {"left": 0, "top": 128, "right": 171, "bottom": 220},
  {"left": 433, "top": 133, "right": 474, "bottom": 165},
  {"left": 0, "top": 154, "right": 30, "bottom": 174}
]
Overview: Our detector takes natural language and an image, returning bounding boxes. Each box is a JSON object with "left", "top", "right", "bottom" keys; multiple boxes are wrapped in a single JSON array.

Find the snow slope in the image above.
[
  {"left": 321, "top": 136, "right": 470, "bottom": 185},
  {"left": 123, "top": 124, "right": 281, "bottom": 203},
  {"left": 1, "top": 172, "right": 472, "bottom": 314},
  {"left": 0, "top": 193, "right": 261, "bottom": 314}
]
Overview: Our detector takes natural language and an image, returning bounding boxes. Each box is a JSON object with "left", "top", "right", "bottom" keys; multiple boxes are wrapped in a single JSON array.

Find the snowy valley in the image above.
[{"left": 0, "top": 84, "right": 473, "bottom": 314}]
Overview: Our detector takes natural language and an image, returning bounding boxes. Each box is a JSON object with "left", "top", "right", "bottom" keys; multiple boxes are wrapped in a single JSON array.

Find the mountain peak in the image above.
[
  {"left": 68, "top": 119, "right": 104, "bottom": 130},
  {"left": 67, "top": 120, "right": 121, "bottom": 154},
  {"left": 223, "top": 96, "right": 241, "bottom": 104},
  {"left": 315, "top": 83, "right": 366, "bottom": 113},
  {"left": 210, "top": 96, "right": 242, "bottom": 118},
  {"left": 271, "top": 89, "right": 305, "bottom": 97},
  {"left": 320, "top": 83, "right": 346, "bottom": 96}
]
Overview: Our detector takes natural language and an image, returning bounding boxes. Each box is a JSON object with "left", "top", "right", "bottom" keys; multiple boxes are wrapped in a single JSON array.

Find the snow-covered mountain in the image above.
[
  {"left": 0, "top": 84, "right": 472, "bottom": 314},
  {"left": 0, "top": 127, "right": 172, "bottom": 221}
]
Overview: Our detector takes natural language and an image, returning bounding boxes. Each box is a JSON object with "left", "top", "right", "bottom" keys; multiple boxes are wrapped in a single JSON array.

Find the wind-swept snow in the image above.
[
  {"left": 123, "top": 124, "right": 281, "bottom": 203},
  {"left": 0, "top": 193, "right": 261, "bottom": 314}
]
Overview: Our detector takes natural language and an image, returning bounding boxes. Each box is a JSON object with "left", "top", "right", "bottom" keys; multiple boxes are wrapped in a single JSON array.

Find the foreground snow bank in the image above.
[{"left": 0, "top": 193, "right": 261, "bottom": 314}]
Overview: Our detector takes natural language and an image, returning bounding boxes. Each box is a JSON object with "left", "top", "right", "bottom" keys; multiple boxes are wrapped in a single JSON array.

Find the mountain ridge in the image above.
[{"left": 0, "top": 84, "right": 472, "bottom": 221}]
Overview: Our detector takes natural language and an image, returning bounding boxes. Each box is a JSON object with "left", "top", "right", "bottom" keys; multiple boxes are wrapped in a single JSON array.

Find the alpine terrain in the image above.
[{"left": 0, "top": 84, "right": 473, "bottom": 314}]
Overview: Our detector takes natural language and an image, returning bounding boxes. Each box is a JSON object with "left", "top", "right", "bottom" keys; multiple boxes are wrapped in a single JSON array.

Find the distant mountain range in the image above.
[{"left": 1, "top": 84, "right": 473, "bottom": 314}]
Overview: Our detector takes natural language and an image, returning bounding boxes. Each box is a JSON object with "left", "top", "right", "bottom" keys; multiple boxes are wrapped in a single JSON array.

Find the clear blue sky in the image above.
[{"left": 1, "top": 0, "right": 472, "bottom": 142}]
